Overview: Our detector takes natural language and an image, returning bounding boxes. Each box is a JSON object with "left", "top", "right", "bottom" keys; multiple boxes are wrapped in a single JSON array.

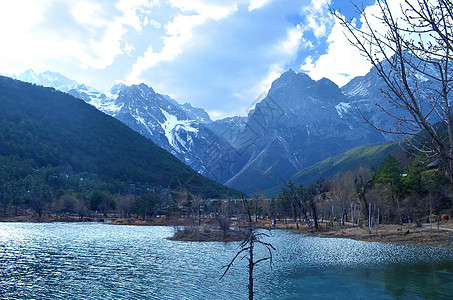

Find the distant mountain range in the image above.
[{"left": 11, "top": 63, "right": 417, "bottom": 195}]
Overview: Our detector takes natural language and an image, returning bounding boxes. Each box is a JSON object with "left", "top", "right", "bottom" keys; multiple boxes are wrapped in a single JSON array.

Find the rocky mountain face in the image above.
[
  {"left": 12, "top": 67, "right": 396, "bottom": 195},
  {"left": 69, "top": 82, "right": 231, "bottom": 177},
  {"left": 216, "top": 69, "right": 384, "bottom": 193},
  {"left": 340, "top": 58, "right": 446, "bottom": 137}
]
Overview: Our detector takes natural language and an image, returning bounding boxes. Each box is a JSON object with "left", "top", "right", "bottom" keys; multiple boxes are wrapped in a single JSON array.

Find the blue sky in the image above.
[{"left": 0, "top": 0, "right": 382, "bottom": 119}]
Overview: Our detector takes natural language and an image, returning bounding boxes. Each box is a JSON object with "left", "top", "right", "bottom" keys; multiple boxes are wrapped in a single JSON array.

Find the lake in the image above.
[{"left": 1, "top": 223, "right": 452, "bottom": 299}]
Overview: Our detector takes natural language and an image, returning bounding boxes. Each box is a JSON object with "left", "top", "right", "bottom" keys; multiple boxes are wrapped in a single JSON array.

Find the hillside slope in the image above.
[{"left": 265, "top": 142, "right": 399, "bottom": 196}]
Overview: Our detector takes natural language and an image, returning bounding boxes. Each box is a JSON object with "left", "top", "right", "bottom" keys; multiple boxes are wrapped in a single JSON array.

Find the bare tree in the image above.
[
  {"left": 331, "top": 172, "right": 357, "bottom": 226},
  {"left": 285, "top": 182, "right": 314, "bottom": 231},
  {"left": 354, "top": 166, "right": 374, "bottom": 220},
  {"left": 331, "top": 0, "right": 453, "bottom": 184},
  {"left": 306, "top": 184, "right": 320, "bottom": 230},
  {"left": 220, "top": 213, "right": 275, "bottom": 300},
  {"left": 117, "top": 194, "right": 135, "bottom": 218}
]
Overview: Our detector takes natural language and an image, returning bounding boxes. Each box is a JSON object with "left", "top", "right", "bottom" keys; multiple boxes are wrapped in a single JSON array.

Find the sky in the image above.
[{"left": 0, "top": 0, "right": 384, "bottom": 119}]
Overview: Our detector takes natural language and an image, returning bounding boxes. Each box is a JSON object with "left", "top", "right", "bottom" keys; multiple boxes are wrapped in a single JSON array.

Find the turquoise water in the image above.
[{"left": 0, "top": 223, "right": 452, "bottom": 299}]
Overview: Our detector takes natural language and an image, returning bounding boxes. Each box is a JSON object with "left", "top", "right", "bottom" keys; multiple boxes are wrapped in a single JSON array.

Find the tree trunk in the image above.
[
  {"left": 309, "top": 197, "right": 319, "bottom": 230},
  {"left": 396, "top": 197, "right": 402, "bottom": 226},
  {"left": 248, "top": 234, "right": 254, "bottom": 300},
  {"left": 292, "top": 204, "right": 299, "bottom": 230},
  {"left": 429, "top": 195, "right": 433, "bottom": 233},
  {"left": 332, "top": 205, "right": 335, "bottom": 228},
  {"left": 441, "top": 59, "right": 453, "bottom": 186},
  {"left": 351, "top": 202, "right": 354, "bottom": 227},
  {"left": 357, "top": 204, "right": 361, "bottom": 227}
]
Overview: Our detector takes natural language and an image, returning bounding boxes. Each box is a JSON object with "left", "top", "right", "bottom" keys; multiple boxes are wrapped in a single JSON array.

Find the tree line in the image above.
[{"left": 271, "top": 153, "right": 450, "bottom": 232}]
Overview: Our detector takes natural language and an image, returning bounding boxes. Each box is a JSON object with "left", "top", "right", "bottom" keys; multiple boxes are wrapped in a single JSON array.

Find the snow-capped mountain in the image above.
[
  {"left": 67, "top": 83, "right": 125, "bottom": 116},
  {"left": 12, "top": 70, "right": 79, "bottom": 92},
  {"left": 14, "top": 64, "right": 434, "bottom": 195},
  {"left": 11, "top": 70, "right": 231, "bottom": 179},
  {"left": 102, "top": 83, "right": 232, "bottom": 177}
]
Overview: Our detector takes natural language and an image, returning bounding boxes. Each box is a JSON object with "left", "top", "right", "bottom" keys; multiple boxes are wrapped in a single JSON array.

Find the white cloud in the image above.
[
  {"left": 168, "top": 0, "right": 238, "bottom": 20},
  {"left": 74, "top": 0, "right": 146, "bottom": 69},
  {"left": 72, "top": 2, "right": 107, "bottom": 28},
  {"left": 148, "top": 18, "right": 162, "bottom": 29},
  {"left": 0, "top": 1, "right": 46, "bottom": 74},
  {"left": 301, "top": 19, "right": 371, "bottom": 86},
  {"left": 302, "top": 0, "right": 410, "bottom": 87},
  {"left": 124, "top": 42, "right": 136, "bottom": 56},
  {"left": 0, "top": 0, "right": 150, "bottom": 77},
  {"left": 248, "top": 0, "right": 273, "bottom": 12},
  {"left": 279, "top": 24, "right": 304, "bottom": 55},
  {"left": 126, "top": 1, "right": 238, "bottom": 84},
  {"left": 124, "top": 0, "right": 325, "bottom": 119},
  {"left": 3, "top": 0, "right": 399, "bottom": 119},
  {"left": 126, "top": 14, "right": 206, "bottom": 83},
  {"left": 301, "top": 0, "right": 332, "bottom": 38}
]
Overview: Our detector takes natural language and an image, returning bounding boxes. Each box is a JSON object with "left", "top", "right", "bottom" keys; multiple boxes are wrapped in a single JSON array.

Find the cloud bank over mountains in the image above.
[{"left": 1, "top": 0, "right": 390, "bottom": 119}]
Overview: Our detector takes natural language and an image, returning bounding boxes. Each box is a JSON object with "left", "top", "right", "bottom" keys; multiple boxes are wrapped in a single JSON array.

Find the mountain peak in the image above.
[
  {"left": 110, "top": 83, "right": 126, "bottom": 95},
  {"left": 18, "top": 69, "right": 39, "bottom": 84},
  {"left": 23, "top": 69, "right": 37, "bottom": 75},
  {"left": 14, "top": 69, "right": 79, "bottom": 92},
  {"left": 275, "top": 68, "right": 312, "bottom": 85},
  {"left": 127, "top": 83, "right": 155, "bottom": 95},
  {"left": 317, "top": 77, "right": 339, "bottom": 89}
]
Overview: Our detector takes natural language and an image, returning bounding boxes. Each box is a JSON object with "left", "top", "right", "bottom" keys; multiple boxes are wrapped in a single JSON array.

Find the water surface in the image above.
[{"left": 1, "top": 223, "right": 452, "bottom": 299}]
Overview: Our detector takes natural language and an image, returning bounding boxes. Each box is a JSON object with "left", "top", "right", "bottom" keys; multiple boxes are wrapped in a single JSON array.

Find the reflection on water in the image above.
[
  {"left": 381, "top": 263, "right": 453, "bottom": 299},
  {"left": 0, "top": 223, "right": 452, "bottom": 299}
]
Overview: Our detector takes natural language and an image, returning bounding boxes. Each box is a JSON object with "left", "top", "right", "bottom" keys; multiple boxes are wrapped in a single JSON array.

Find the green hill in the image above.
[
  {"left": 265, "top": 142, "right": 399, "bottom": 196},
  {"left": 0, "top": 76, "right": 241, "bottom": 199}
]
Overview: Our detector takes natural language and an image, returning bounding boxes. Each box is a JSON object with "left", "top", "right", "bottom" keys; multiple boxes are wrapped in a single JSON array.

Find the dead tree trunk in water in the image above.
[{"left": 220, "top": 213, "right": 275, "bottom": 300}]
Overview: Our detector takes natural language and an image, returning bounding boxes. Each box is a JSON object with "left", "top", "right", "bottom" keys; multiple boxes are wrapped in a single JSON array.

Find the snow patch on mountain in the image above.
[
  {"left": 16, "top": 69, "right": 40, "bottom": 84},
  {"left": 78, "top": 85, "right": 124, "bottom": 115},
  {"left": 159, "top": 109, "right": 199, "bottom": 152},
  {"left": 134, "top": 109, "right": 155, "bottom": 137},
  {"left": 335, "top": 102, "right": 352, "bottom": 118},
  {"left": 14, "top": 70, "right": 79, "bottom": 92},
  {"left": 343, "top": 80, "right": 371, "bottom": 97}
]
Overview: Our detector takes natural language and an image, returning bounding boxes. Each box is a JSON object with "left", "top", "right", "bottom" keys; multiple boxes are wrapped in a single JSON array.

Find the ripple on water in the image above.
[{"left": 0, "top": 223, "right": 452, "bottom": 299}]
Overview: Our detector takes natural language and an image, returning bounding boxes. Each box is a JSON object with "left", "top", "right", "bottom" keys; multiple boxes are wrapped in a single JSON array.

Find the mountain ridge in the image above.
[{"left": 11, "top": 66, "right": 405, "bottom": 195}]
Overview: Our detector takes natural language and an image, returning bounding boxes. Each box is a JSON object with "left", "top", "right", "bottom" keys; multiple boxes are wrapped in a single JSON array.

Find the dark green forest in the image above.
[{"left": 0, "top": 76, "right": 241, "bottom": 216}]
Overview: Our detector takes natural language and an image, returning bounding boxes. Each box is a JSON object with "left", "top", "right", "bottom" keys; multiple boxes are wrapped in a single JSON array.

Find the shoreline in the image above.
[
  {"left": 1, "top": 212, "right": 452, "bottom": 248},
  {"left": 269, "top": 221, "right": 453, "bottom": 248}
]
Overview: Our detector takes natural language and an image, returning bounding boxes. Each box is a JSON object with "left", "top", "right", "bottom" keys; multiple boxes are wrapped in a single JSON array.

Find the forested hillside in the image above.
[{"left": 0, "top": 76, "right": 241, "bottom": 215}]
